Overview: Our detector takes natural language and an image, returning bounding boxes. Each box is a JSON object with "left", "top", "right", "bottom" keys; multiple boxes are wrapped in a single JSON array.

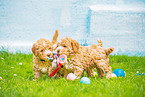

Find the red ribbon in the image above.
[{"left": 49, "top": 63, "right": 62, "bottom": 77}]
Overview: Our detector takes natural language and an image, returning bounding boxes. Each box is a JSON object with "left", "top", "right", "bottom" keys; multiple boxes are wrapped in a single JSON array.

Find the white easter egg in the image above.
[{"left": 67, "top": 73, "right": 76, "bottom": 81}]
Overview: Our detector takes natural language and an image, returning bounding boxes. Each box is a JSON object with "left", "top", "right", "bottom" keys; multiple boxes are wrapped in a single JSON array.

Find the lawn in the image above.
[{"left": 0, "top": 51, "right": 145, "bottom": 97}]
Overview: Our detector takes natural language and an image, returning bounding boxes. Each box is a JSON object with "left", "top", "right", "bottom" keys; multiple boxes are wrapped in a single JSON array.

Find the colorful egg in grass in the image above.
[
  {"left": 80, "top": 77, "right": 91, "bottom": 84},
  {"left": 113, "top": 69, "right": 125, "bottom": 77},
  {"left": 67, "top": 73, "right": 76, "bottom": 81}
]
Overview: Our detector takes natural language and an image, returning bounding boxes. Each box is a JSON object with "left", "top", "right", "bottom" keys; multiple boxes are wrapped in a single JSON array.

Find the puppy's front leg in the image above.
[
  {"left": 73, "top": 66, "right": 83, "bottom": 79},
  {"left": 33, "top": 66, "right": 42, "bottom": 79},
  {"left": 48, "top": 66, "right": 52, "bottom": 76}
]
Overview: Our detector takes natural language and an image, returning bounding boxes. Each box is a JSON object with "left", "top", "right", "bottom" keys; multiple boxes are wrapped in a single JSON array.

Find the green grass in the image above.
[{"left": 0, "top": 51, "right": 145, "bottom": 97}]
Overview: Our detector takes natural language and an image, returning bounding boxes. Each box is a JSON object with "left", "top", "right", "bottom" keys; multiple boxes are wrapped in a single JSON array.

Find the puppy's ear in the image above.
[
  {"left": 105, "top": 47, "right": 114, "bottom": 55},
  {"left": 71, "top": 40, "right": 79, "bottom": 53},
  {"left": 32, "top": 43, "right": 38, "bottom": 56},
  {"left": 52, "top": 30, "right": 59, "bottom": 44}
]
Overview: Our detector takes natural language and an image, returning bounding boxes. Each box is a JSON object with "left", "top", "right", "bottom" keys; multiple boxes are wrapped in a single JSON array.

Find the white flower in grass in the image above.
[
  {"left": 0, "top": 87, "right": 1, "bottom": 89},
  {"left": 33, "top": 79, "right": 36, "bottom": 81},
  {"left": 19, "top": 62, "right": 22, "bottom": 65},
  {"left": 136, "top": 71, "right": 139, "bottom": 73},
  {"left": 0, "top": 77, "right": 2, "bottom": 80},
  {"left": 1, "top": 58, "right": 4, "bottom": 60},
  {"left": 11, "top": 67, "right": 14, "bottom": 69},
  {"left": 14, "top": 74, "right": 17, "bottom": 76}
]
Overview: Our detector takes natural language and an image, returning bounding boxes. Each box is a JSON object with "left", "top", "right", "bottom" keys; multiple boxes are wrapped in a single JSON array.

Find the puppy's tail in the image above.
[
  {"left": 105, "top": 47, "right": 114, "bottom": 55},
  {"left": 97, "top": 39, "right": 102, "bottom": 47},
  {"left": 52, "top": 30, "right": 59, "bottom": 44}
]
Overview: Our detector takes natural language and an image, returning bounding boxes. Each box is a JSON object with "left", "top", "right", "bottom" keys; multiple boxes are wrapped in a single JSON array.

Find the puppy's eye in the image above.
[
  {"left": 63, "top": 46, "right": 67, "bottom": 47},
  {"left": 40, "top": 50, "right": 43, "bottom": 52}
]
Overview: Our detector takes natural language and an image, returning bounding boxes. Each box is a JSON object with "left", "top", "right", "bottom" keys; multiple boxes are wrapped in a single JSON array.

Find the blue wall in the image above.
[{"left": 0, "top": 0, "right": 145, "bottom": 56}]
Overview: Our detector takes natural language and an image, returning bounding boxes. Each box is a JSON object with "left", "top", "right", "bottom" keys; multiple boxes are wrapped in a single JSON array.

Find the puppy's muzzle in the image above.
[
  {"left": 47, "top": 53, "right": 52, "bottom": 58},
  {"left": 47, "top": 54, "right": 51, "bottom": 57}
]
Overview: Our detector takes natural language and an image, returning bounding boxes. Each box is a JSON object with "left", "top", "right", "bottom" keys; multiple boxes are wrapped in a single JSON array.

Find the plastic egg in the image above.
[
  {"left": 80, "top": 77, "right": 91, "bottom": 84},
  {"left": 111, "top": 73, "right": 117, "bottom": 78},
  {"left": 113, "top": 69, "right": 125, "bottom": 77},
  {"left": 67, "top": 73, "right": 76, "bottom": 81},
  {"left": 106, "top": 73, "right": 117, "bottom": 79},
  {"left": 58, "top": 54, "right": 67, "bottom": 64}
]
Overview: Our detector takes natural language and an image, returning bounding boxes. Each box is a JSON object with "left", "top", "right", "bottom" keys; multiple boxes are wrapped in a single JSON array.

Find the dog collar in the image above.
[{"left": 40, "top": 59, "right": 45, "bottom": 62}]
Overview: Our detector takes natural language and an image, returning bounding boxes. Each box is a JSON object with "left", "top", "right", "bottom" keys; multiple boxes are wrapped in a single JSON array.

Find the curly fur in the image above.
[
  {"left": 32, "top": 30, "right": 58, "bottom": 79},
  {"left": 54, "top": 37, "right": 115, "bottom": 79}
]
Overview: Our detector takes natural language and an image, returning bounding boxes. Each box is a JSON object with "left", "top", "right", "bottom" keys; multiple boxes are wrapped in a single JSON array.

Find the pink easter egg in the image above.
[
  {"left": 57, "top": 54, "right": 67, "bottom": 64},
  {"left": 67, "top": 73, "right": 76, "bottom": 81}
]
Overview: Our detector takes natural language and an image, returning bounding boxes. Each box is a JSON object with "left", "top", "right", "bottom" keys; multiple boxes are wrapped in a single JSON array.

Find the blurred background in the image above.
[{"left": 0, "top": 0, "right": 145, "bottom": 56}]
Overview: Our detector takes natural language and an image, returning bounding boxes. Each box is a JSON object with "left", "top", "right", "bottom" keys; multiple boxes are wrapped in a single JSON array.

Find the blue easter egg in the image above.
[
  {"left": 80, "top": 77, "right": 91, "bottom": 84},
  {"left": 113, "top": 69, "right": 125, "bottom": 77}
]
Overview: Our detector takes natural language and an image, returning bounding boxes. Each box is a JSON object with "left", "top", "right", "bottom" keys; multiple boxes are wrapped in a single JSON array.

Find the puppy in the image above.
[
  {"left": 32, "top": 30, "right": 58, "bottom": 79},
  {"left": 54, "top": 37, "right": 115, "bottom": 79}
]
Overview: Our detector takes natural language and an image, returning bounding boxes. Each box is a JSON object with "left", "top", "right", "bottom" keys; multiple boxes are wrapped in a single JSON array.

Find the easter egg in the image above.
[
  {"left": 111, "top": 73, "right": 117, "bottom": 78},
  {"left": 80, "top": 77, "right": 91, "bottom": 84},
  {"left": 113, "top": 69, "right": 125, "bottom": 77},
  {"left": 58, "top": 54, "right": 67, "bottom": 64},
  {"left": 67, "top": 73, "right": 76, "bottom": 81},
  {"left": 106, "top": 73, "right": 117, "bottom": 79}
]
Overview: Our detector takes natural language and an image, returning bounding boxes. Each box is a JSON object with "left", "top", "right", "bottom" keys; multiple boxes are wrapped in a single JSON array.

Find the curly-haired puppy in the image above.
[
  {"left": 32, "top": 30, "right": 58, "bottom": 79},
  {"left": 54, "top": 37, "right": 115, "bottom": 79}
]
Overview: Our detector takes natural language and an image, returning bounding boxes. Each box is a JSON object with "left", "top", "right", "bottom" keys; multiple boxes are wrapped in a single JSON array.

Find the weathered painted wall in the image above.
[
  {"left": 88, "top": 5, "right": 145, "bottom": 56},
  {"left": 0, "top": 0, "right": 145, "bottom": 56}
]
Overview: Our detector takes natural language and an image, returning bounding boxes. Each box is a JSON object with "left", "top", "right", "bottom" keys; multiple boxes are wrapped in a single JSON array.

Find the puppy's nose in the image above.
[
  {"left": 47, "top": 54, "right": 51, "bottom": 58},
  {"left": 57, "top": 49, "right": 60, "bottom": 54}
]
